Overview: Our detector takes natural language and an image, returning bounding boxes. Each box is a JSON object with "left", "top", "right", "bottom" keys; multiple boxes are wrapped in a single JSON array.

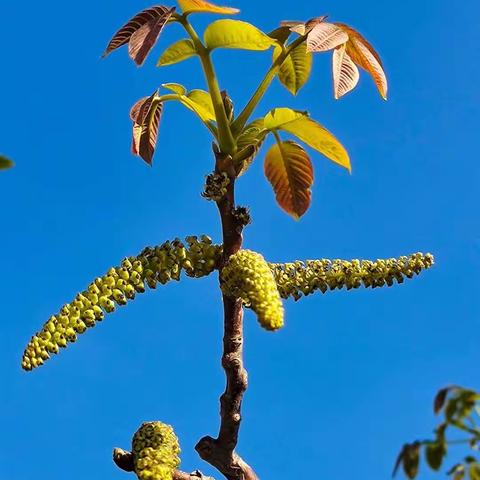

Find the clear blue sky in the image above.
[{"left": 1, "top": 1, "right": 479, "bottom": 479}]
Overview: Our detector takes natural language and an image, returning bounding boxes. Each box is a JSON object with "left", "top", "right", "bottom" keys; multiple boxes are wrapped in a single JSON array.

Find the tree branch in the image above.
[
  {"left": 195, "top": 151, "right": 258, "bottom": 480},
  {"left": 113, "top": 448, "right": 215, "bottom": 480}
]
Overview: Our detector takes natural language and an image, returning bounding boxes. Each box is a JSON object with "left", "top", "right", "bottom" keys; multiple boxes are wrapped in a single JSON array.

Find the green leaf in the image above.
[
  {"left": 264, "top": 107, "right": 306, "bottom": 130},
  {"left": 283, "top": 117, "right": 350, "bottom": 171},
  {"left": 162, "top": 83, "right": 187, "bottom": 95},
  {"left": 157, "top": 39, "right": 197, "bottom": 66},
  {"left": 470, "top": 463, "right": 480, "bottom": 480},
  {"left": 0, "top": 155, "right": 14, "bottom": 170},
  {"left": 204, "top": 19, "right": 276, "bottom": 51},
  {"left": 235, "top": 119, "right": 269, "bottom": 175},
  {"left": 263, "top": 108, "right": 351, "bottom": 171},
  {"left": 264, "top": 139, "right": 313, "bottom": 219},
  {"left": 182, "top": 89, "right": 216, "bottom": 122},
  {"left": 178, "top": 0, "right": 239, "bottom": 15},
  {"left": 273, "top": 43, "right": 312, "bottom": 95}
]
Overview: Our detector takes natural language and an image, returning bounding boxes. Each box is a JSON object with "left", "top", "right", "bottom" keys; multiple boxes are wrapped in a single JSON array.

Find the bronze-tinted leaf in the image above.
[
  {"left": 333, "top": 43, "right": 359, "bottom": 99},
  {"left": 103, "top": 6, "right": 174, "bottom": 59},
  {"left": 306, "top": 22, "right": 348, "bottom": 53},
  {"left": 0, "top": 155, "right": 14, "bottom": 170},
  {"left": 393, "top": 445, "right": 407, "bottom": 478},
  {"left": 128, "top": 8, "right": 175, "bottom": 66},
  {"left": 425, "top": 442, "right": 446, "bottom": 471},
  {"left": 403, "top": 442, "right": 421, "bottom": 479},
  {"left": 264, "top": 140, "right": 313, "bottom": 219},
  {"left": 281, "top": 16, "right": 328, "bottom": 36},
  {"left": 130, "top": 92, "right": 163, "bottom": 165},
  {"left": 336, "top": 23, "right": 388, "bottom": 99},
  {"left": 178, "top": 0, "right": 239, "bottom": 14},
  {"left": 434, "top": 387, "right": 455, "bottom": 414}
]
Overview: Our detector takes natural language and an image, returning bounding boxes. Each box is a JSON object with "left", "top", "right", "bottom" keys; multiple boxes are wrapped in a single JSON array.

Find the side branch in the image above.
[{"left": 195, "top": 156, "right": 257, "bottom": 480}]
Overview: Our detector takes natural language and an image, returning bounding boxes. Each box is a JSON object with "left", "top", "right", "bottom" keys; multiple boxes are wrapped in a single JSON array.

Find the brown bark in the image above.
[{"left": 194, "top": 162, "right": 257, "bottom": 480}]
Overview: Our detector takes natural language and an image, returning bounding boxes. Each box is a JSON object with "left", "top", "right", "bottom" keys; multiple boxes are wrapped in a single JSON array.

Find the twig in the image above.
[
  {"left": 195, "top": 152, "right": 258, "bottom": 480},
  {"left": 113, "top": 448, "right": 215, "bottom": 480}
]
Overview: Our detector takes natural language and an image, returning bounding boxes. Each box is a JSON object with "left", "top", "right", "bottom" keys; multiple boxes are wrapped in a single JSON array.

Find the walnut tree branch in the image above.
[
  {"left": 113, "top": 448, "right": 214, "bottom": 480},
  {"left": 195, "top": 151, "right": 258, "bottom": 480}
]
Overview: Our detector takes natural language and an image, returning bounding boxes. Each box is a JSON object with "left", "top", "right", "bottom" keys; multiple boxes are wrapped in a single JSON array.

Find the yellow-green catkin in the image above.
[
  {"left": 270, "top": 253, "right": 434, "bottom": 301},
  {"left": 132, "top": 422, "right": 180, "bottom": 480},
  {"left": 221, "top": 249, "right": 284, "bottom": 331},
  {"left": 21, "top": 236, "right": 222, "bottom": 371}
]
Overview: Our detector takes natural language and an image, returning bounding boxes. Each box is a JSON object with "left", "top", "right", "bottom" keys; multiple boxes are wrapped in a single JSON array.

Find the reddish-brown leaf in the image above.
[
  {"left": 102, "top": 5, "right": 175, "bottom": 64},
  {"left": 306, "top": 22, "right": 348, "bottom": 53},
  {"left": 280, "top": 16, "right": 328, "bottom": 36},
  {"left": 336, "top": 23, "right": 388, "bottom": 99},
  {"left": 264, "top": 140, "right": 313, "bottom": 219},
  {"left": 332, "top": 43, "right": 359, "bottom": 99},
  {"left": 130, "top": 92, "right": 163, "bottom": 165}
]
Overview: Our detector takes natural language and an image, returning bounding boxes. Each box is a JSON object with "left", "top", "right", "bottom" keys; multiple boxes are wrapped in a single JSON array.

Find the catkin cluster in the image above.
[
  {"left": 21, "top": 236, "right": 222, "bottom": 371},
  {"left": 202, "top": 171, "right": 230, "bottom": 202},
  {"left": 221, "top": 249, "right": 284, "bottom": 331},
  {"left": 269, "top": 253, "right": 434, "bottom": 300},
  {"left": 132, "top": 422, "right": 180, "bottom": 480}
]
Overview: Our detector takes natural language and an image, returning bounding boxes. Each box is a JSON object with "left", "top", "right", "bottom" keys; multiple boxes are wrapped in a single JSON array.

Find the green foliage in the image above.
[
  {"left": 394, "top": 387, "right": 480, "bottom": 480},
  {"left": 204, "top": 19, "right": 276, "bottom": 51},
  {"left": 273, "top": 42, "right": 312, "bottom": 95},
  {"left": 157, "top": 38, "right": 197, "bottom": 66}
]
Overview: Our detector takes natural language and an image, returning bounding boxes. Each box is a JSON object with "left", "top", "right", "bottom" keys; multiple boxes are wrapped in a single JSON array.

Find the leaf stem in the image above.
[
  {"left": 177, "top": 15, "right": 235, "bottom": 154},
  {"left": 231, "top": 34, "right": 307, "bottom": 135}
]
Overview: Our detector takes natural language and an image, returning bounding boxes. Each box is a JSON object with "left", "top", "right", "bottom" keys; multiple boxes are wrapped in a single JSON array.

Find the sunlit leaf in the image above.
[
  {"left": 280, "top": 115, "right": 351, "bottom": 171},
  {"left": 470, "top": 463, "right": 480, "bottom": 480},
  {"left": 0, "top": 155, "right": 14, "bottom": 170},
  {"left": 264, "top": 107, "right": 306, "bottom": 130},
  {"left": 128, "top": 8, "right": 175, "bottom": 66},
  {"left": 306, "top": 22, "right": 348, "bottom": 53},
  {"left": 162, "top": 82, "right": 187, "bottom": 95},
  {"left": 264, "top": 140, "right": 313, "bottom": 219},
  {"left": 274, "top": 42, "right": 312, "bottom": 95},
  {"left": 332, "top": 43, "right": 359, "bottom": 99},
  {"left": 336, "top": 23, "right": 388, "bottom": 99},
  {"left": 204, "top": 20, "right": 276, "bottom": 51},
  {"left": 182, "top": 89, "right": 216, "bottom": 121},
  {"left": 157, "top": 39, "right": 197, "bottom": 66},
  {"left": 103, "top": 6, "right": 175, "bottom": 64},
  {"left": 178, "top": 0, "right": 239, "bottom": 15},
  {"left": 130, "top": 92, "right": 163, "bottom": 165}
]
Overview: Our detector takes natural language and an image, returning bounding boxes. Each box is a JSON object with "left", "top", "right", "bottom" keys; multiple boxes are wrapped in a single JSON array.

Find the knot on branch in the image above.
[
  {"left": 202, "top": 172, "right": 231, "bottom": 202},
  {"left": 22, "top": 235, "right": 222, "bottom": 371}
]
